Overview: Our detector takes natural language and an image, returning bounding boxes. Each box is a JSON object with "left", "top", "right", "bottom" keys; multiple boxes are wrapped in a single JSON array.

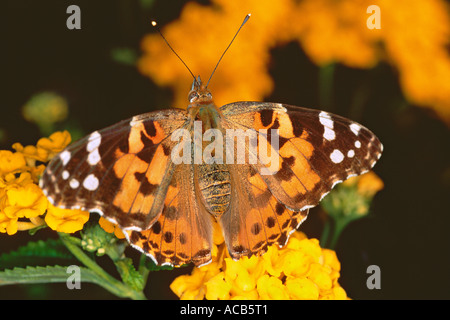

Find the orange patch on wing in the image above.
[
  {"left": 129, "top": 192, "right": 149, "bottom": 214},
  {"left": 276, "top": 113, "right": 294, "bottom": 138},
  {"left": 241, "top": 207, "right": 267, "bottom": 252},
  {"left": 290, "top": 155, "right": 320, "bottom": 192},
  {"left": 113, "top": 153, "right": 134, "bottom": 177},
  {"left": 288, "top": 136, "right": 314, "bottom": 159},
  {"left": 132, "top": 189, "right": 212, "bottom": 266},
  {"left": 112, "top": 156, "right": 149, "bottom": 213},
  {"left": 281, "top": 178, "right": 307, "bottom": 196},
  {"left": 248, "top": 172, "right": 267, "bottom": 197},
  {"left": 128, "top": 125, "right": 145, "bottom": 154},
  {"left": 146, "top": 145, "right": 168, "bottom": 185},
  {"left": 278, "top": 136, "right": 320, "bottom": 192},
  {"left": 157, "top": 214, "right": 177, "bottom": 262},
  {"left": 253, "top": 112, "right": 273, "bottom": 130},
  {"left": 164, "top": 185, "right": 179, "bottom": 205},
  {"left": 128, "top": 122, "right": 166, "bottom": 154},
  {"left": 134, "top": 194, "right": 156, "bottom": 217},
  {"left": 150, "top": 122, "right": 166, "bottom": 144}
]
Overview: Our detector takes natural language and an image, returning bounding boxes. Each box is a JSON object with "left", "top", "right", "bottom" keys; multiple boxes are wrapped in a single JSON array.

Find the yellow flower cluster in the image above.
[
  {"left": 343, "top": 171, "right": 384, "bottom": 199},
  {"left": 170, "top": 229, "right": 348, "bottom": 300},
  {"left": 139, "top": 0, "right": 450, "bottom": 124},
  {"left": 0, "top": 131, "right": 89, "bottom": 235}
]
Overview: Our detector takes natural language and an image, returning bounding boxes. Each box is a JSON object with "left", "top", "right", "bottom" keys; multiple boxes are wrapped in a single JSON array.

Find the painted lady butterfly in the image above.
[{"left": 39, "top": 16, "right": 383, "bottom": 267}]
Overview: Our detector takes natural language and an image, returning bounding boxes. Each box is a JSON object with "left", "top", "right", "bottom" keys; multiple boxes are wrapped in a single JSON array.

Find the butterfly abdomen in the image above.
[{"left": 196, "top": 163, "right": 231, "bottom": 218}]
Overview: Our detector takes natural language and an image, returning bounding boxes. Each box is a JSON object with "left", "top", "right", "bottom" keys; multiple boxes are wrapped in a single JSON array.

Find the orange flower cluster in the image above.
[{"left": 138, "top": 0, "right": 450, "bottom": 124}]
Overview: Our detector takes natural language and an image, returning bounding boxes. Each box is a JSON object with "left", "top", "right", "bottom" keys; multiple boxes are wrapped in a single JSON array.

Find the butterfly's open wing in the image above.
[
  {"left": 221, "top": 102, "right": 383, "bottom": 212},
  {"left": 40, "top": 109, "right": 188, "bottom": 231},
  {"left": 127, "top": 163, "right": 214, "bottom": 267},
  {"left": 218, "top": 102, "right": 382, "bottom": 259}
]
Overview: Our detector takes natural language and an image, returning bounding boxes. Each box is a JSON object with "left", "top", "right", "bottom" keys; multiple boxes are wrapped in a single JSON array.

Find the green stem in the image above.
[
  {"left": 328, "top": 216, "right": 353, "bottom": 250},
  {"left": 320, "top": 218, "right": 332, "bottom": 248},
  {"left": 59, "top": 233, "right": 146, "bottom": 300},
  {"left": 138, "top": 254, "right": 150, "bottom": 285},
  {"left": 319, "top": 63, "right": 335, "bottom": 110}
]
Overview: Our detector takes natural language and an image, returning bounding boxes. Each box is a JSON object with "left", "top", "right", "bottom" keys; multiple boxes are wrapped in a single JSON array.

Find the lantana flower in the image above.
[
  {"left": 45, "top": 203, "right": 90, "bottom": 234},
  {"left": 170, "top": 230, "right": 349, "bottom": 300},
  {"left": 0, "top": 131, "right": 89, "bottom": 235},
  {"left": 99, "top": 217, "right": 126, "bottom": 239}
]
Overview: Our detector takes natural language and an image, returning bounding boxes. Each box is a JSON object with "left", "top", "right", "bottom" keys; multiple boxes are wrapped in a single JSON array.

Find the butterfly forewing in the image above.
[{"left": 40, "top": 109, "right": 188, "bottom": 230}]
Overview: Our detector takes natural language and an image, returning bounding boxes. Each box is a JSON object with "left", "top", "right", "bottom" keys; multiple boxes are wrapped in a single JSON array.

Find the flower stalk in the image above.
[{"left": 59, "top": 232, "right": 147, "bottom": 300}]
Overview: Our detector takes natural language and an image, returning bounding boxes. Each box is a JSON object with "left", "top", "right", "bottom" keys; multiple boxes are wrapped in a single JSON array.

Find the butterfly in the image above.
[
  {"left": 39, "top": 15, "right": 382, "bottom": 267},
  {"left": 39, "top": 75, "right": 382, "bottom": 267}
]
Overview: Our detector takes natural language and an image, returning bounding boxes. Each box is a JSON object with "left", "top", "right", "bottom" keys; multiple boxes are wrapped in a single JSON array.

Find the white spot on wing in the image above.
[
  {"left": 347, "top": 150, "right": 355, "bottom": 158},
  {"left": 350, "top": 123, "right": 361, "bottom": 135},
  {"left": 69, "top": 179, "right": 80, "bottom": 189},
  {"left": 129, "top": 116, "right": 141, "bottom": 127},
  {"left": 62, "top": 170, "right": 69, "bottom": 180},
  {"left": 319, "top": 112, "right": 335, "bottom": 141},
  {"left": 86, "top": 131, "right": 101, "bottom": 152},
  {"left": 83, "top": 174, "right": 99, "bottom": 191},
  {"left": 330, "top": 149, "right": 344, "bottom": 163},
  {"left": 355, "top": 140, "right": 361, "bottom": 148},
  {"left": 87, "top": 149, "right": 101, "bottom": 165},
  {"left": 319, "top": 111, "right": 334, "bottom": 128},
  {"left": 59, "top": 151, "right": 71, "bottom": 166},
  {"left": 323, "top": 126, "right": 335, "bottom": 141}
]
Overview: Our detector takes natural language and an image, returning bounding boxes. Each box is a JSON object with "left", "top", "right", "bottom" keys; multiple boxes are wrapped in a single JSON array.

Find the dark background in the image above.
[{"left": 3, "top": 0, "right": 450, "bottom": 299}]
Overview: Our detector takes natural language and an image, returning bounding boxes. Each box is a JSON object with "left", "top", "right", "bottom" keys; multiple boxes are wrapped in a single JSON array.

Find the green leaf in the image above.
[
  {"left": 0, "top": 265, "right": 104, "bottom": 287},
  {"left": 115, "top": 258, "right": 145, "bottom": 291},
  {"left": 0, "top": 239, "right": 75, "bottom": 270}
]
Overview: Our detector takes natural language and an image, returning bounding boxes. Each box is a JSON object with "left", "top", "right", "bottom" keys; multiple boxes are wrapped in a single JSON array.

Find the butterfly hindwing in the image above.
[
  {"left": 40, "top": 109, "right": 188, "bottom": 230},
  {"left": 219, "top": 162, "right": 309, "bottom": 261},
  {"left": 128, "top": 163, "right": 214, "bottom": 267}
]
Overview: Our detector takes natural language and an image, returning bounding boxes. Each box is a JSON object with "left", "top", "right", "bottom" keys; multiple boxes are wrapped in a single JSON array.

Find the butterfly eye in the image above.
[{"left": 188, "top": 91, "right": 199, "bottom": 103}]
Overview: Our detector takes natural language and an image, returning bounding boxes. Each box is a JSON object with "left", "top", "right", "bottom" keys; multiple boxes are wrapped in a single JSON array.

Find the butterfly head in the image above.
[
  {"left": 187, "top": 76, "right": 223, "bottom": 130},
  {"left": 188, "top": 76, "right": 213, "bottom": 105}
]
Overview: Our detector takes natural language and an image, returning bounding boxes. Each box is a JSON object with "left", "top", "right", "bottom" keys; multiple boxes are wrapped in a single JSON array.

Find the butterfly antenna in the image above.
[
  {"left": 205, "top": 13, "right": 251, "bottom": 89},
  {"left": 151, "top": 20, "right": 197, "bottom": 85}
]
